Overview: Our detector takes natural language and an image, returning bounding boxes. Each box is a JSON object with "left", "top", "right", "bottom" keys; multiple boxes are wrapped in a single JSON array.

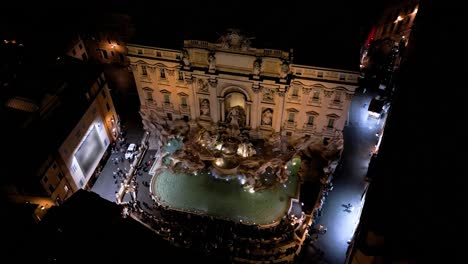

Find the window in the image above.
[
  {"left": 339, "top": 74, "right": 346, "bottom": 81},
  {"left": 333, "top": 92, "right": 342, "bottom": 103},
  {"left": 181, "top": 97, "right": 187, "bottom": 106},
  {"left": 119, "top": 53, "right": 124, "bottom": 62},
  {"left": 58, "top": 172, "right": 64, "bottom": 180},
  {"left": 111, "top": 51, "right": 114, "bottom": 57},
  {"left": 327, "top": 118, "right": 335, "bottom": 128},
  {"left": 178, "top": 71, "right": 184, "bottom": 80},
  {"left": 79, "top": 179, "right": 84, "bottom": 187},
  {"left": 72, "top": 49, "right": 77, "bottom": 56},
  {"left": 138, "top": 49, "right": 143, "bottom": 55},
  {"left": 49, "top": 185, "right": 55, "bottom": 193},
  {"left": 160, "top": 68, "right": 166, "bottom": 79},
  {"left": 64, "top": 185, "right": 69, "bottom": 192},
  {"left": 71, "top": 164, "right": 77, "bottom": 173},
  {"left": 292, "top": 87, "right": 299, "bottom": 97},
  {"left": 307, "top": 115, "right": 315, "bottom": 125},
  {"left": 141, "top": 65, "right": 147, "bottom": 76},
  {"left": 288, "top": 112, "right": 295, "bottom": 123},
  {"left": 79, "top": 43, "right": 83, "bottom": 50},
  {"left": 102, "top": 50, "right": 108, "bottom": 59},
  {"left": 317, "top": 72, "right": 323, "bottom": 78},
  {"left": 156, "top": 51, "right": 161, "bottom": 57},
  {"left": 144, "top": 89, "right": 153, "bottom": 101},
  {"left": 313, "top": 91, "right": 320, "bottom": 100},
  {"left": 106, "top": 102, "right": 111, "bottom": 111},
  {"left": 296, "top": 70, "right": 302, "bottom": 75},
  {"left": 101, "top": 90, "right": 107, "bottom": 99},
  {"left": 286, "top": 132, "right": 292, "bottom": 136},
  {"left": 164, "top": 94, "right": 170, "bottom": 104},
  {"left": 176, "top": 54, "right": 181, "bottom": 60},
  {"left": 43, "top": 175, "right": 49, "bottom": 183},
  {"left": 396, "top": 20, "right": 403, "bottom": 32}
]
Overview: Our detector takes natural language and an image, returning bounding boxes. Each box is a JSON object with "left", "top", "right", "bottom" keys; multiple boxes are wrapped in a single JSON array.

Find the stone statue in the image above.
[
  {"left": 261, "top": 108, "right": 273, "bottom": 126},
  {"left": 198, "top": 79, "right": 209, "bottom": 93},
  {"left": 241, "top": 38, "right": 251, "bottom": 51},
  {"left": 253, "top": 59, "right": 262, "bottom": 75},
  {"left": 182, "top": 49, "right": 190, "bottom": 67},
  {"left": 200, "top": 99, "right": 210, "bottom": 116},
  {"left": 280, "top": 60, "right": 290, "bottom": 78},
  {"left": 208, "top": 52, "right": 216, "bottom": 71},
  {"left": 228, "top": 107, "right": 239, "bottom": 126}
]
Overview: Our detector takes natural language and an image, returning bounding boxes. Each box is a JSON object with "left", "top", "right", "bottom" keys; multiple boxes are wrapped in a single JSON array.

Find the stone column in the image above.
[
  {"left": 209, "top": 78, "right": 219, "bottom": 122},
  {"left": 246, "top": 102, "right": 252, "bottom": 126},
  {"left": 220, "top": 98, "right": 225, "bottom": 122}
]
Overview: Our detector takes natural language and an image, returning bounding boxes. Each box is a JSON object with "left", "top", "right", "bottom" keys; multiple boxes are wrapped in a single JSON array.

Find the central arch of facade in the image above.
[{"left": 219, "top": 86, "right": 252, "bottom": 127}]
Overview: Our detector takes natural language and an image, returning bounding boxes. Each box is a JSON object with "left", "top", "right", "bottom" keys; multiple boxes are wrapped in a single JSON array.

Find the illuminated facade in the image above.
[
  {"left": 128, "top": 30, "right": 359, "bottom": 143},
  {"left": 87, "top": 33, "right": 127, "bottom": 64},
  {"left": 56, "top": 72, "right": 117, "bottom": 193},
  {"left": 65, "top": 35, "right": 89, "bottom": 61}
]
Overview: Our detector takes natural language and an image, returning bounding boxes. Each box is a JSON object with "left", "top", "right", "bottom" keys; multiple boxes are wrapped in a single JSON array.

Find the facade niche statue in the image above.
[
  {"left": 182, "top": 49, "right": 191, "bottom": 67},
  {"left": 208, "top": 52, "right": 216, "bottom": 71},
  {"left": 280, "top": 60, "right": 290, "bottom": 78},
  {"left": 261, "top": 108, "right": 273, "bottom": 126},
  {"left": 200, "top": 99, "right": 210, "bottom": 116},
  {"left": 253, "top": 58, "right": 262, "bottom": 75}
]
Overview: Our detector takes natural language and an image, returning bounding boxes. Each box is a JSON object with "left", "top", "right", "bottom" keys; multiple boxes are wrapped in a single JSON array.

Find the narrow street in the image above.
[{"left": 311, "top": 89, "right": 385, "bottom": 264}]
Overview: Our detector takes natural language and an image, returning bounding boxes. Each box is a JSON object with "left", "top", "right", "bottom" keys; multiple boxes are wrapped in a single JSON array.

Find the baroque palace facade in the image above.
[{"left": 128, "top": 30, "right": 359, "bottom": 142}]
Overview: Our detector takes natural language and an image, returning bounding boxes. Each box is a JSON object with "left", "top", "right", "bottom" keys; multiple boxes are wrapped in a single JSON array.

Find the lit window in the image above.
[
  {"left": 334, "top": 92, "right": 342, "bottom": 103},
  {"left": 313, "top": 91, "right": 320, "bottom": 100},
  {"left": 307, "top": 115, "right": 315, "bottom": 125},
  {"left": 164, "top": 94, "right": 170, "bottom": 104},
  {"left": 145, "top": 90, "right": 153, "bottom": 101},
  {"left": 292, "top": 87, "right": 299, "bottom": 97}
]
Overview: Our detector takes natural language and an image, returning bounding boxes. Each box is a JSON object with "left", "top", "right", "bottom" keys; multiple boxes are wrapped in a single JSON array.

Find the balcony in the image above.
[
  {"left": 163, "top": 102, "right": 173, "bottom": 111},
  {"left": 283, "top": 120, "right": 297, "bottom": 130},
  {"left": 302, "top": 123, "right": 316, "bottom": 132},
  {"left": 179, "top": 104, "right": 190, "bottom": 113},
  {"left": 328, "top": 100, "right": 344, "bottom": 110},
  {"left": 308, "top": 98, "right": 321, "bottom": 106}
]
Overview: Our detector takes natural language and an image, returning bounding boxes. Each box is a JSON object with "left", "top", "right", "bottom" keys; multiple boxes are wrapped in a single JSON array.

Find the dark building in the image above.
[
  {"left": 1, "top": 39, "right": 118, "bottom": 221},
  {"left": 4, "top": 190, "right": 226, "bottom": 263},
  {"left": 346, "top": 0, "right": 463, "bottom": 262}
]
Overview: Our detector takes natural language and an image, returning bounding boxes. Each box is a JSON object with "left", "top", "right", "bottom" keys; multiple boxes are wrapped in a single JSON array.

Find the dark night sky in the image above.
[{"left": 2, "top": 0, "right": 383, "bottom": 70}]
